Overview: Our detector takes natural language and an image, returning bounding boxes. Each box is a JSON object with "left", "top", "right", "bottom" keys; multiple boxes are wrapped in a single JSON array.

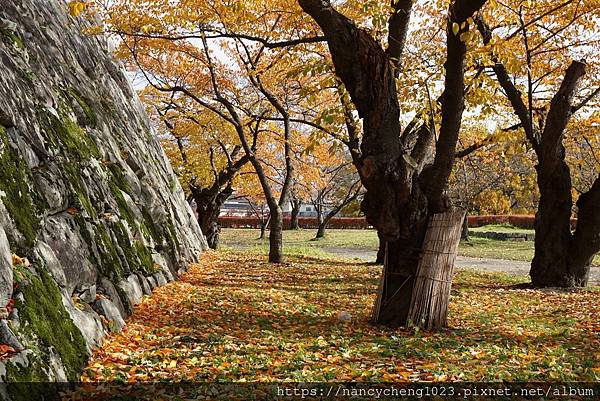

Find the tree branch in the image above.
[
  {"left": 476, "top": 16, "right": 538, "bottom": 150},
  {"left": 572, "top": 86, "right": 600, "bottom": 113},
  {"left": 423, "top": 0, "right": 487, "bottom": 211},
  {"left": 386, "top": 0, "right": 413, "bottom": 75}
]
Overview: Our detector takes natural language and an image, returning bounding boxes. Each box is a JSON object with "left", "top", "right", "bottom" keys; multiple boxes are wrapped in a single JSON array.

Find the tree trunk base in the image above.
[{"left": 371, "top": 209, "right": 464, "bottom": 330}]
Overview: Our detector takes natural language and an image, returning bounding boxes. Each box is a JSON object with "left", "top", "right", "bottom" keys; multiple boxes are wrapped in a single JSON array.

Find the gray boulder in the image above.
[{"left": 93, "top": 298, "right": 126, "bottom": 332}]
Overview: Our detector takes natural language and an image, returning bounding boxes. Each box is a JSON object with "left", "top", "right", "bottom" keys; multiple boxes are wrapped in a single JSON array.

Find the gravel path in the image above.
[{"left": 323, "top": 247, "right": 600, "bottom": 285}]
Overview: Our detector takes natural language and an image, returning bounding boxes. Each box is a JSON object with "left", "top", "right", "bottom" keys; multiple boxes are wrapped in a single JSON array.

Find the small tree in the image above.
[
  {"left": 300, "top": 148, "right": 362, "bottom": 239},
  {"left": 150, "top": 99, "right": 249, "bottom": 249}
]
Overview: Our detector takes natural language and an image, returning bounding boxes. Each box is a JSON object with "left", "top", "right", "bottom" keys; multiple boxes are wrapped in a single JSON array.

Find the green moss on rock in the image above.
[
  {"left": 134, "top": 241, "right": 154, "bottom": 272},
  {"left": 39, "top": 108, "right": 100, "bottom": 162},
  {"left": 0, "top": 128, "right": 43, "bottom": 248},
  {"left": 108, "top": 181, "right": 136, "bottom": 227},
  {"left": 4, "top": 359, "right": 60, "bottom": 401},
  {"left": 0, "top": 27, "right": 25, "bottom": 50},
  {"left": 111, "top": 222, "right": 154, "bottom": 275},
  {"left": 166, "top": 220, "right": 181, "bottom": 254},
  {"left": 63, "top": 162, "right": 97, "bottom": 218},
  {"left": 7, "top": 266, "right": 88, "bottom": 383},
  {"left": 62, "top": 88, "right": 97, "bottom": 127},
  {"left": 107, "top": 163, "right": 133, "bottom": 195},
  {"left": 141, "top": 208, "right": 163, "bottom": 245},
  {"left": 94, "top": 224, "right": 125, "bottom": 280}
]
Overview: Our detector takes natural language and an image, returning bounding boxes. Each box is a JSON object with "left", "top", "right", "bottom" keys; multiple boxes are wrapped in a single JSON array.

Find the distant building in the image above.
[
  {"left": 189, "top": 196, "right": 340, "bottom": 219},
  {"left": 218, "top": 198, "right": 257, "bottom": 217}
]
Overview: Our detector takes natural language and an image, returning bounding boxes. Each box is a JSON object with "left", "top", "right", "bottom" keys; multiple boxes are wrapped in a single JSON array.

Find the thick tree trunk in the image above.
[
  {"left": 477, "top": 22, "right": 600, "bottom": 287},
  {"left": 269, "top": 206, "right": 284, "bottom": 263},
  {"left": 370, "top": 190, "right": 430, "bottom": 326},
  {"left": 570, "top": 176, "right": 600, "bottom": 282},
  {"left": 530, "top": 61, "right": 595, "bottom": 287},
  {"left": 532, "top": 166, "right": 600, "bottom": 287},
  {"left": 290, "top": 198, "right": 301, "bottom": 230},
  {"left": 193, "top": 184, "right": 233, "bottom": 250},
  {"left": 530, "top": 160, "right": 574, "bottom": 286}
]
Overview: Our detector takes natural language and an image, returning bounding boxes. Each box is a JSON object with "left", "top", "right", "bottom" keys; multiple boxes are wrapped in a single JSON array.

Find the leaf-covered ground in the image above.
[{"left": 82, "top": 251, "right": 600, "bottom": 383}]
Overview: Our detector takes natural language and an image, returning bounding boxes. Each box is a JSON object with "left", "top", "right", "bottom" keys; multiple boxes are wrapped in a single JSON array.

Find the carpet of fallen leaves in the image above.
[{"left": 81, "top": 251, "right": 599, "bottom": 383}]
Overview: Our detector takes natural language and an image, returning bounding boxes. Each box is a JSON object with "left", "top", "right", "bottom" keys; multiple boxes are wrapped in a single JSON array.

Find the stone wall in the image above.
[{"left": 0, "top": 0, "right": 206, "bottom": 397}]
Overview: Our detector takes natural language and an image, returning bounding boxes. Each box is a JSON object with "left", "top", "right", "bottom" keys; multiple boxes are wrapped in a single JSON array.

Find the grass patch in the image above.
[
  {"left": 220, "top": 228, "right": 378, "bottom": 250},
  {"left": 221, "top": 228, "right": 600, "bottom": 265},
  {"left": 470, "top": 224, "right": 535, "bottom": 234},
  {"left": 458, "top": 237, "right": 534, "bottom": 261}
]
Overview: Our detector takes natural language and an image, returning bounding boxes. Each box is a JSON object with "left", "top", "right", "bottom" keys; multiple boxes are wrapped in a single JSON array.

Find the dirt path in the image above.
[{"left": 323, "top": 247, "right": 600, "bottom": 285}]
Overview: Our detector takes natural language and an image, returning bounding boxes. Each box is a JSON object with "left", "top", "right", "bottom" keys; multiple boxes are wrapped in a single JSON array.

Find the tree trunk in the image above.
[
  {"left": 376, "top": 231, "right": 385, "bottom": 264},
  {"left": 290, "top": 199, "right": 301, "bottom": 230},
  {"left": 531, "top": 162, "right": 600, "bottom": 288},
  {"left": 315, "top": 224, "right": 326, "bottom": 239},
  {"left": 193, "top": 184, "right": 233, "bottom": 250},
  {"left": 315, "top": 213, "right": 331, "bottom": 238},
  {"left": 314, "top": 204, "right": 326, "bottom": 238},
  {"left": 476, "top": 23, "right": 600, "bottom": 288},
  {"left": 269, "top": 206, "right": 284, "bottom": 263},
  {"left": 407, "top": 209, "right": 465, "bottom": 330},
  {"left": 259, "top": 213, "right": 270, "bottom": 240},
  {"left": 529, "top": 61, "right": 596, "bottom": 287},
  {"left": 461, "top": 213, "right": 470, "bottom": 241},
  {"left": 570, "top": 176, "right": 600, "bottom": 283},
  {"left": 530, "top": 160, "right": 574, "bottom": 286},
  {"left": 370, "top": 191, "right": 430, "bottom": 326}
]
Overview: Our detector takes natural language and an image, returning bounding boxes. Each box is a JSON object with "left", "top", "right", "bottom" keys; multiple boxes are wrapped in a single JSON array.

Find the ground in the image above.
[{"left": 79, "top": 249, "right": 600, "bottom": 388}]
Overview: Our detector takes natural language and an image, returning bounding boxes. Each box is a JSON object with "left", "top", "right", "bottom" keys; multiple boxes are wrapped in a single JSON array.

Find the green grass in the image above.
[
  {"left": 220, "top": 228, "right": 600, "bottom": 265},
  {"left": 458, "top": 237, "right": 534, "bottom": 261},
  {"left": 470, "top": 224, "right": 535, "bottom": 234},
  {"left": 220, "top": 228, "right": 378, "bottom": 251}
]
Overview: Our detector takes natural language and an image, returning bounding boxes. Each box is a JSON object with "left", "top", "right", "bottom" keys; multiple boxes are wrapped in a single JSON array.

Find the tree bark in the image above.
[
  {"left": 461, "top": 213, "right": 470, "bottom": 241},
  {"left": 569, "top": 175, "right": 600, "bottom": 283},
  {"left": 290, "top": 198, "right": 301, "bottom": 230},
  {"left": 269, "top": 206, "right": 284, "bottom": 263},
  {"left": 531, "top": 61, "right": 593, "bottom": 287},
  {"left": 193, "top": 184, "right": 233, "bottom": 250},
  {"left": 259, "top": 213, "right": 270, "bottom": 240},
  {"left": 315, "top": 209, "right": 332, "bottom": 239},
  {"left": 315, "top": 222, "right": 326, "bottom": 239}
]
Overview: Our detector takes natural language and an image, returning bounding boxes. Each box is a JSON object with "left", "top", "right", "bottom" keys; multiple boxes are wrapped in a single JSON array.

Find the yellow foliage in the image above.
[
  {"left": 68, "top": 1, "right": 87, "bottom": 17},
  {"left": 473, "top": 189, "right": 512, "bottom": 215}
]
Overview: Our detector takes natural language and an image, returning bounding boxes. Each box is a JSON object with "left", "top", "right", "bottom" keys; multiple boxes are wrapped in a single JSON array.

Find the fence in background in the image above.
[{"left": 218, "top": 216, "right": 372, "bottom": 229}]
